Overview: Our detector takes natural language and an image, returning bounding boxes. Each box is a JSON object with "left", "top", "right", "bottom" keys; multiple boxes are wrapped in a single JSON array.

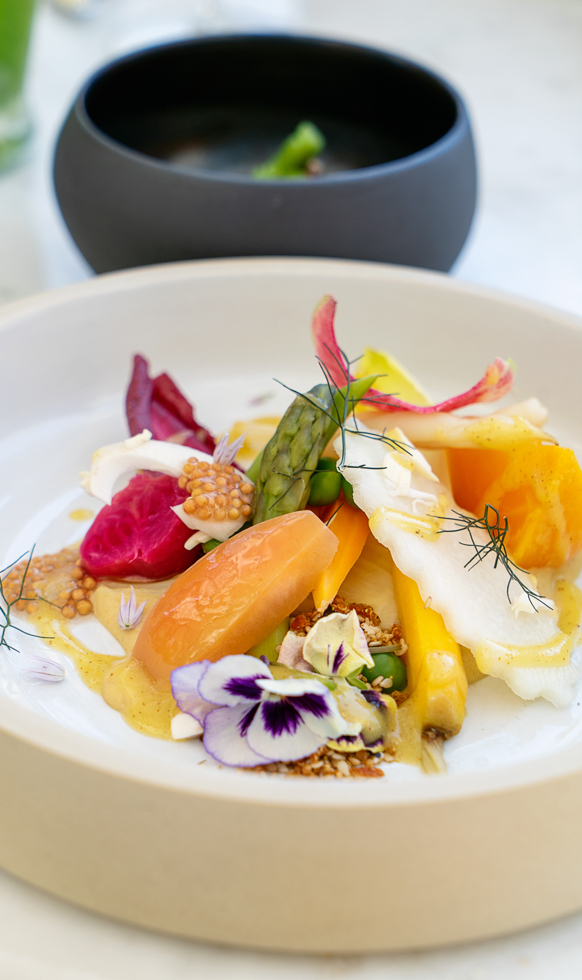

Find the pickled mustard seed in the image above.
[
  {"left": 179, "top": 458, "right": 254, "bottom": 523},
  {"left": 2, "top": 547, "right": 96, "bottom": 620}
]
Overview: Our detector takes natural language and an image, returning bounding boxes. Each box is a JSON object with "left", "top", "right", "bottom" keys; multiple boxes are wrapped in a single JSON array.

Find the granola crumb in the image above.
[
  {"left": 247, "top": 742, "right": 389, "bottom": 778},
  {"left": 289, "top": 596, "right": 405, "bottom": 655}
]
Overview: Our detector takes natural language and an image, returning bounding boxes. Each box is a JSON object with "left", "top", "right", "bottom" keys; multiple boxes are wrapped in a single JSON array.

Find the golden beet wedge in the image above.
[
  {"left": 391, "top": 563, "right": 467, "bottom": 738},
  {"left": 132, "top": 511, "right": 338, "bottom": 679},
  {"left": 447, "top": 444, "right": 582, "bottom": 568}
]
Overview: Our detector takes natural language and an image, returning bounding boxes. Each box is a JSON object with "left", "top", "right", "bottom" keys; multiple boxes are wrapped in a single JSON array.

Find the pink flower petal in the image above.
[
  {"left": 203, "top": 703, "right": 274, "bottom": 767},
  {"left": 312, "top": 295, "right": 514, "bottom": 414}
]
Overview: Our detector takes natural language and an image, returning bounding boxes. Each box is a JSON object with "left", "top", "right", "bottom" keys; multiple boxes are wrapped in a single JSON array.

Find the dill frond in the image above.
[{"left": 438, "top": 505, "right": 552, "bottom": 611}]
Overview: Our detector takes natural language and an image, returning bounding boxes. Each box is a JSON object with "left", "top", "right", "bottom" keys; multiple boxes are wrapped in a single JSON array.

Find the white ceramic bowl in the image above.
[{"left": 1, "top": 258, "right": 582, "bottom": 954}]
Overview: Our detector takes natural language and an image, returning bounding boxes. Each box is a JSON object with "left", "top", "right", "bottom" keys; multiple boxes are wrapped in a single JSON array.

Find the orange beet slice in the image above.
[
  {"left": 132, "top": 511, "right": 338, "bottom": 679},
  {"left": 447, "top": 445, "right": 582, "bottom": 568}
]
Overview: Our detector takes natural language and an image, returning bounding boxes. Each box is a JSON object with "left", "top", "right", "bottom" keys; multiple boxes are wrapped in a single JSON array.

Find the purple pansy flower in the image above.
[{"left": 171, "top": 654, "right": 360, "bottom": 767}]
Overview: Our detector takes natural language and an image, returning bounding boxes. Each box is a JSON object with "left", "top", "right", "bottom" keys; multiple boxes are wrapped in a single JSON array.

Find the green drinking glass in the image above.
[{"left": 0, "top": 0, "right": 35, "bottom": 171}]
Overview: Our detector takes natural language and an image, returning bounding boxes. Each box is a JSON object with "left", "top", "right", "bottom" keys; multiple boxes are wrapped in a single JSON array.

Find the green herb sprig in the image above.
[
  {"left": 437, "top": 504, "right": 552, "bottom": 611},
  {"left": 0, "top": 549, "right": 54, "bottom": 651}
]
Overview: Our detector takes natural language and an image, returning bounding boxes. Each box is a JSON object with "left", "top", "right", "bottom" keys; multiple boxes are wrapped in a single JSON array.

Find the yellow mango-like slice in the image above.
[{"left": 447, "top": 445, "right": 582, "bottom": 568}]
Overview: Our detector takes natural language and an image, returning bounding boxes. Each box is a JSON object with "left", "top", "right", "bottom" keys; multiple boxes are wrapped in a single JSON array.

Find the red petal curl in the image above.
[{"left": 311, "top": 295, "right": 514, "bottom": 414}]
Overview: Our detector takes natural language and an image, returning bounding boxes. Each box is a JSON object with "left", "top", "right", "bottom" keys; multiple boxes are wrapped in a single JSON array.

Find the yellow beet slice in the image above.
[
  {"left": 392, "top": 563, "right": 467, "bottom": 738},
  {"left": 448, "top": 445, "right": 582, "bottom": 568},
  {"left": 133, "top": 511, "right": 338, "bottom": 679}
]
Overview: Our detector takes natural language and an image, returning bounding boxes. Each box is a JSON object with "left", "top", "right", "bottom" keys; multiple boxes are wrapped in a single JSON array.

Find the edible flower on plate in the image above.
[{"left": 5, "top": 294, "right": 582, "bottom": 779}]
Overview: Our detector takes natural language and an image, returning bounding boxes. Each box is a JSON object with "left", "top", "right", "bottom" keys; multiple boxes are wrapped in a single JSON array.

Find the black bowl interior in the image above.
[{"left": 84, "top": 36, "right": 458, "bottom": 176}]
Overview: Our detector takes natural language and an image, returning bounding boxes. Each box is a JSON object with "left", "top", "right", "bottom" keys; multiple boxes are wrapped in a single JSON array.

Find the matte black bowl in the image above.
[{"left": 54, "top": 34, "right": 477, "bottom": 274}]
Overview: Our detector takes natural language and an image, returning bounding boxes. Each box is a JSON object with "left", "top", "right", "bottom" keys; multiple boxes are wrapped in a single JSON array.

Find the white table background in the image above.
[{"left": 1, "top": 0, "right": 582, "bottom": 975}]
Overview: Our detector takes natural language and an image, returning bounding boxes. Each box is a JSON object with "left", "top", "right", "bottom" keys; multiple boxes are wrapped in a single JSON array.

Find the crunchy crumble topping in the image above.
[
  {"left": 245, "top": 744, "right": 393, "bottom": 778},
  {"left": 290, "top": 595, "right": 405, "bottom": 654}
]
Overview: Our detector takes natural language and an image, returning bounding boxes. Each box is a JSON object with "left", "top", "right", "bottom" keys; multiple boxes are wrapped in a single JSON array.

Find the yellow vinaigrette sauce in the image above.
[
  {"left": 28, "top": 573, "right": 178, "bottom": 740},
  {"left": 17, "top": 543, "right": 582, "bottom": 769}
]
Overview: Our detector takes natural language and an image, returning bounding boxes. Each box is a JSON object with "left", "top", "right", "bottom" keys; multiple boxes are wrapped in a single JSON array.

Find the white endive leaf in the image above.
[
  {"left": 338, "top": 426, "right": 572, "bottom": 707},
  {"left": 171, "top": 503, "right": 244, "bottom": 545},
  {"left": 80, "top": 429, "right": 213, "bottom": 505}
]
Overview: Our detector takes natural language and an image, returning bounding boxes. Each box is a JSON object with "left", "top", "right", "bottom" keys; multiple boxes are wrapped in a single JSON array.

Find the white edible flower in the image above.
[
  {"left": 171, "top": 655, "right": 360, "bottom": 767},
  {"left": 303, "top": 610, "right": 374, "bottom": 676},
  {"left": 21, "top": 654, "right": 65, "bottom": 683},
  {"left": 118, "top": 586, "right": 147, "bottom": 630},
  {"left": 276, "top": 632, "right": 313, "bottom": 672}
]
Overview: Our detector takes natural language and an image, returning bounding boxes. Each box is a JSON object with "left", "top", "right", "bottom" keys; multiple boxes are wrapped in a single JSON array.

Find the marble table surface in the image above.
[{"left": 1, "top": 1, "right": 582, "bottom": 976}]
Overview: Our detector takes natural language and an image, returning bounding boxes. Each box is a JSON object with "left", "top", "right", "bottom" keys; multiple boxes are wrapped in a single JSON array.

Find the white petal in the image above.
[
  {"left": 257, "top": 677, "right": 333, "bottom": 697},
  {"left": 256, "top": 679, "right": 358, "bottom": 739},
  {"left": 303, "top": 610, "right": 374, "bottom": 675},
  {"left": 198, "top": 654, "right": 271, "bottom": 707},
  {"left": 21, "top": 655, "right": 65, "bottom": 683},
  {"left": 171, "top": 711, "right": 203, "bottom": 739},
  {"left": 277, "top": 632, "right": 313, "bottom": 671},
  {"left": 171, "top": 503, "right": 244, "bottom": 544},
  {"left": 246, "top": 697, "right": 326, "bottom": 761},
  {"left": 214, "top": 431, "right": 247, "bottom": 465},
  {"left": 484, "top": 659, "right": 580, "bottom": 708},
  {"left": 203, "top": 704, "right": 273, "bottom": 766},
  {"left": 170, "top": 661, "right": 215, "bottom": 724},
  {"left": 81, "top": 430, "right": 213, "bottom": 505}
]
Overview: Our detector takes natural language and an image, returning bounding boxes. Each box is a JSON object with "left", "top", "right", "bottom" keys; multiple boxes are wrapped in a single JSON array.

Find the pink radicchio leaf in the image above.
[
  {"left": 311, "top": 295, "right": 515, "bottom": 414},
  {"left": 126, "top": 355, "right": 216, "bottom": 454},
  {"left": 125, "top": 354, "right": 154, "bottom": 435}
]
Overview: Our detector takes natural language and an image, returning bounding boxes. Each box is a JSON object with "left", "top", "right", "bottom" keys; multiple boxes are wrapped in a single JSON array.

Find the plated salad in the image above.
[{"left": 2, "top": 295, "right": 582, "bottom": 778}]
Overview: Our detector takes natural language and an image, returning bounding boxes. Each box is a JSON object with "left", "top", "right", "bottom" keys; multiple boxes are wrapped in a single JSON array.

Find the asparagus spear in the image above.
[
  {"left": 251, "top": 375, "right": 377, "bottom": 524},
  {"left": 252, "top": 121, "right": 326, "bottom": 179}
]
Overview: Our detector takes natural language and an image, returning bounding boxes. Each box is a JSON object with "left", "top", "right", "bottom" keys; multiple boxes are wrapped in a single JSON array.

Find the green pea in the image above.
[
  {"left": 316, "top": 457, "right": 339, "bottom": 471},
  {"left": 308, "top": 469, "right": 342, "bottom": 506},
  {"left": 362, "top": 652, "right": 407, "bottom": 692},
  {"left": 341, "top": 476, "right": 356, "bottom": 507},
  {"left": 202, "top": 538, "right": 221, "bottom": 553}
]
